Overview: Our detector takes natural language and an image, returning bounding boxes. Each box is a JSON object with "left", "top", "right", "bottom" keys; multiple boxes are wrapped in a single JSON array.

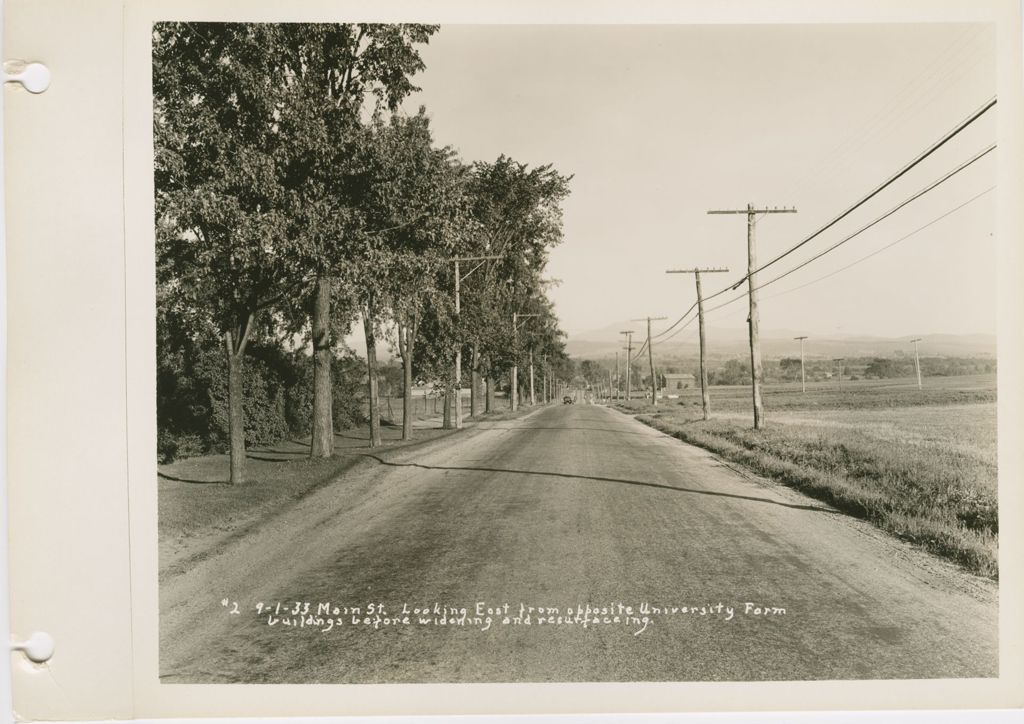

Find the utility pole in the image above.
[
  {"left": 542, "top": 353, "right": 548, "bottom": 403},
  {"left": 448, "top": 254, "right": 501, "bottom": 429},
  {"left": 619, "top": 330, "right": 634, "bottom": 401},
  {"left": 614, "top": 351, "right": 619, "bottom": 400},
  {"left": 911, "top": 338, "right": 923, "bottom": 389},
  {"left": 631, "top": 316, "right": 667, "bottom": 405},
  {"left": 709, "top": 205, "right": 796, "bottom": 429},
  {"left": 511, "top": 312, "right": 539, "bottom": 411},
  {"left": 794, "top": 336, "right": 808, "bottom": 393},
  {"left": 667, "top": 267, "right": 728, "bottom": 420},
  {"left": 529, "top": 348, "right": 535, "bottom": 406},
  {"left": 834, "top": 358, "right": 845, "bottom": 391}
]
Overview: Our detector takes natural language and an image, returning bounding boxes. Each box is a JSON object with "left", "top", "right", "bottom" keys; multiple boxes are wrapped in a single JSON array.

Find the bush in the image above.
[
  {"left": 157, "top": 329, "right": 367, "bottom": 462},
  {"left": 157, "top": 430, "right": 206, "bottom": 464}
]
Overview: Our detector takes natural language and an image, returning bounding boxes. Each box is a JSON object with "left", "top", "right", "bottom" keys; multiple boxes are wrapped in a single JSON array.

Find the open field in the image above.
[
  {"left": 655, "top": 373, "right": 996, "bottom": 411},
  {"left": 613, "top": 374, "right": 998, "bottom": 577}
]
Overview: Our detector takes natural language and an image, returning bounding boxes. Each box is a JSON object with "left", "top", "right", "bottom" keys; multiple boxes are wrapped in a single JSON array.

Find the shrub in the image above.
[{"left": 158, "top": 329, "right": 367, "bottom": 462}]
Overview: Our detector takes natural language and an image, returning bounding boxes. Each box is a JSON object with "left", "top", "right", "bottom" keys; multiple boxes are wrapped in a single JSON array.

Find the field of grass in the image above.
[{"left": 614, "top": 374, "right": 998, "bottom": 578}]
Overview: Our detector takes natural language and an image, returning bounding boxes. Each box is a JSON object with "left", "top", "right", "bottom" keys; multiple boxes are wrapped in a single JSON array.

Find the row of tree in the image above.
[{"left": 154, "top": 23, "right": 573, "bottom": 483}]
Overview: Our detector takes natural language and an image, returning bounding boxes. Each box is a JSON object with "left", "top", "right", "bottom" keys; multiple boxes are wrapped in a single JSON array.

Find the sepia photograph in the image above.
[{"left": 153, "top": 20, "right": 999, "bottom": 685}]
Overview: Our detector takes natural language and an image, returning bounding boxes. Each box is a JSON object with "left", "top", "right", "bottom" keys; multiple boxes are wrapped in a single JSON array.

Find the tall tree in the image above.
[
  {"left": 154, "top": 22, "right": 305, "bottom": 484},
  {"left": 269, "top": 23, "right": 439, "bottom": 457},
  {"left": 356, "top": 110, "right": 469, "bottom": 445},
  {"left": 461, "top": 156, "right": 573, "bottom": 409}
]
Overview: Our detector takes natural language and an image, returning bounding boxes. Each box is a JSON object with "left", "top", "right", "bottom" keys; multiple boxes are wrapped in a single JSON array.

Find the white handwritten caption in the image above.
[{"left": 221, "top": 599, "right": 786, "bottom": 636}]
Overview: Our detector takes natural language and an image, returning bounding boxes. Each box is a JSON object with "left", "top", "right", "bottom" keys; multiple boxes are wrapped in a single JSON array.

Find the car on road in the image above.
[{"left": 562, "top": 395, "right": 574, "bottom": 404}]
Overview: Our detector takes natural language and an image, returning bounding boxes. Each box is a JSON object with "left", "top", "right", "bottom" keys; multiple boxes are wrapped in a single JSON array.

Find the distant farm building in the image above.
[{"left": 663, "top": 373, "right": 696, "bottom": 390}]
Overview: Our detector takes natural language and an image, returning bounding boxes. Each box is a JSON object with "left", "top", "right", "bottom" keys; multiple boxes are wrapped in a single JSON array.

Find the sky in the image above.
[{"left": 395, "top": 22, "right": 997, "bottom": 342}]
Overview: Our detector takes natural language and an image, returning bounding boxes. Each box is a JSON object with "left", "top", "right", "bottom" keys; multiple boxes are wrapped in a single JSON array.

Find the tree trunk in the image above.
[
  {"left": 442, "top": 388, "right": 453, "bottom": 429},
  {"left": 310, "top": 276, "right": 333, "bottom": 458},
  {"left": 226, "top": 338, "right": 246, "bottom": 485},
  {"left": 224, "top": 314, "right": 253, "bottom": 485},
  {"left": 470, "top": 346, "right": 479, "bottom": 417},
  {"left": 399, "top": 322, "right": 414, "bottom": 441},
  {"left": 485, "top": 375, "right": 494, "bottom": 413},
  {"left": 363, "top": 305, "right": 381, "bottom": 448}
]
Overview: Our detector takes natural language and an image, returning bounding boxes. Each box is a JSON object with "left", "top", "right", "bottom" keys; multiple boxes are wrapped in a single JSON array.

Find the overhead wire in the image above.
[
  {"left": 721, "top": 96, "right": 996, "bottom": 292},
  {"left": 653, "top": 174, "right": 997, "bottom": 346},
  {"left": 744, "top": 143, "right": 994, "bottom": 292},
  {"left": 779, "top": 27, "right": 989, "bottom": 203},
  {"left": 652, "top": 97, "right": 995, "bottom": 343},
  {"left": 760, "top": 185, "right": 995, "bottom": 303}
]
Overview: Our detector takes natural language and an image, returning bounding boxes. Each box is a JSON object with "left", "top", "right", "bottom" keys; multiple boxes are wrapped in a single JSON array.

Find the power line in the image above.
[
  {"left": 651, "top": 300, "right": 698, "bottom": 340},
  {"left": 762, "top": 186, "right": 995, "bottom": 303},
  {"left": 659, "top": 181, "right": 997, "bottom": 337},
  {"left": 780, "top": 27, "right": 989, "bottom": 204},
  {"left": 653, "top": 314, "right": 699, "bottom": 345},
  {"left": 652, "top": 100, "right": 995, "bottom": 349},
  {"left": 630, "top": 336, "right": 649, "bottom": 363},
  {"left": 723, "top": 96, "right": 996, "bottom": 292},
  {"left": 747, "top": 144, "right": 994, "bottom": 292}
]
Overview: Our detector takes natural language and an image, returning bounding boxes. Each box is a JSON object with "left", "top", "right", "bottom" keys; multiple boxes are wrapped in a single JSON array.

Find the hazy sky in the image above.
[{"left": 399, "top": 23, "right": 997, "bottom": 341}]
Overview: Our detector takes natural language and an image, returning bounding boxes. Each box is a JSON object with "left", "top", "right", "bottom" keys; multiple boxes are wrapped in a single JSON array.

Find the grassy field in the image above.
[{"left": 614, "top": 374, "right": 998, "bottom": 578}]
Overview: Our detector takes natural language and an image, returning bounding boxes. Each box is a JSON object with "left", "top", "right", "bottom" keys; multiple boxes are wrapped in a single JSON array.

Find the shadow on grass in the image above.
[
  {"left": 157, "top": 471, "right": 230, "bottom": 485},
  {"left": 358, "top": 454, "right": 833, "bottom": 513}
]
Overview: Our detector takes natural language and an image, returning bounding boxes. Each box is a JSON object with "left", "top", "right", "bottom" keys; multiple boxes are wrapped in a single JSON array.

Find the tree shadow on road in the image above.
[{"left": 358, "top": 454, "right": 834, "bottom": 513}]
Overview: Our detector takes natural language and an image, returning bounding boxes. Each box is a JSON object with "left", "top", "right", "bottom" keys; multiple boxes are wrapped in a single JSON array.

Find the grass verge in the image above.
[
  {"left": 159, "top": 402, "right": 550, "bottom": 577},
  {"left": 614, "top": 402, "right": 997, "bottom": 579}
]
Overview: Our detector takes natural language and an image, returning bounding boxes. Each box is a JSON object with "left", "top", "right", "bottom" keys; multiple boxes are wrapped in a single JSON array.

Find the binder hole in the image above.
[
  {"left": 12, "top": 631, "right": 55, "bottom": 663},
  {"left": 3, "top": 61, "right": 50, "bottom": 93}
]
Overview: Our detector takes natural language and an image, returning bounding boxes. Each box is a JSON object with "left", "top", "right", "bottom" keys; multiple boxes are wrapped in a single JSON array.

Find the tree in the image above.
[
  {"left": 268, "top": 23, "right": 440, "bottom": 457},
  {"left": 155, "top": 22, "right": 307, "bottom": 484},
  {"left": 715, "top": 358, "right": 750, "bottom": 386},
  {"left": 865, "top": 357, "right": 905, "bottom": 379},
  {"left": 355, "top": 111, "right": 468, "bottom": 445},
  {"left": 778, "top": 357, "right": 802, "bottom": 382},
  {"left": 461, "top": 156, "right": 573, "bottom": 410}
]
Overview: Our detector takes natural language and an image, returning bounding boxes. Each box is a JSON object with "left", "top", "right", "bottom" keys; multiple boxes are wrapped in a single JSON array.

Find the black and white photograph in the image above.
[{"left": 153, "top": 20, "right": 1000, "bottom": 686}]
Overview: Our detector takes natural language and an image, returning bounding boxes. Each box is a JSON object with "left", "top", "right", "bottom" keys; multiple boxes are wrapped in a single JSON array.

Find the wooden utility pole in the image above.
[
  {"left": 794, "top": 336, "right": 808, "bottom": 393},
  {"left": 667, "top": 267, "right": 728, "bottom": 420},
  {"left": 619, "top": 330, "right": 634, "bottom": 401},
  {"left": 542, "top": 353, "right": 548, "bottom": 403},
  {"left": 631, "top": 316, "right": 667, "bottom": 405},
  {"left": 511, "top": 313, "right": 518, "bottom": 411},
  {"left": 511, "top": 312, "right": 539, "bottom": 411},
  {"left": 834, "top": 358, "right": 845, "bottom": 391},
  {"left": 448, "top": 254, "right": 501, "bottom": 429},
  {"left": 911, "top": 337, "right": 923, "bottom": 389},
  {"left": 614, "top": 351, "right": 619, "bottom": 400},
  {"left": 709, "top": 204, "right": 797, "bottom": 429},
  {"left": 529, "top": 348, "right": 535, "bottom": 406}
]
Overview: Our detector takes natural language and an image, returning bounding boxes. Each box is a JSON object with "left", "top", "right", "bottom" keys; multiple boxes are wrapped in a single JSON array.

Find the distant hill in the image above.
[{"left": 565, "top": 321, "right": 996, "bottom": 360}]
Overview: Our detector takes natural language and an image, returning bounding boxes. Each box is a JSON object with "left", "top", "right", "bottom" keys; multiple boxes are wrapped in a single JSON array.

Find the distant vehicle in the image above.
[{"left": 562, "top": 396, "right": 574, "bottom": 405}]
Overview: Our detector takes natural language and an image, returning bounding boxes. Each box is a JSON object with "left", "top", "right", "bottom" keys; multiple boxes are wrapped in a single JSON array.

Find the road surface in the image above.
[{"left": 160, "top": 403, "right": 997, "bottom": 683}]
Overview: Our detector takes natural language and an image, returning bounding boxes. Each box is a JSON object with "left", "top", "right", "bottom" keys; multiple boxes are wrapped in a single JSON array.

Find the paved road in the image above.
[{"left": 161, "top": 403, "right": 997, "bottom": 683}]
